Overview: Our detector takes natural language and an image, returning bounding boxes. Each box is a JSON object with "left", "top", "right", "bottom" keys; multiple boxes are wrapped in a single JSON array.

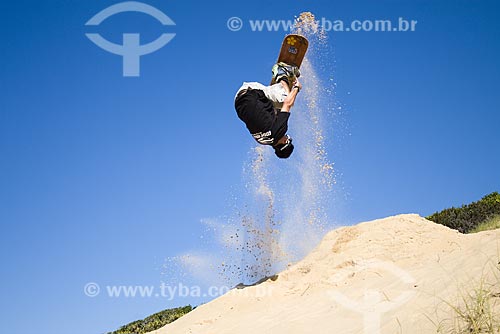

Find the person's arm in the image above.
[{"left": 281, "top": 79, "right": 302, "bottom": 112}]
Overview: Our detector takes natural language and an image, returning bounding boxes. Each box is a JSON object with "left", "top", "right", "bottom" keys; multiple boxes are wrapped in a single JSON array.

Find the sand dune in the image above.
[{"left": 150, "top": 214, "right": 500, "bottom": 334}]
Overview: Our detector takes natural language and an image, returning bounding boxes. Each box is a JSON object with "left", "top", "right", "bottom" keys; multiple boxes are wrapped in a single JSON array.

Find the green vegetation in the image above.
[
  {"left": 470, "top": 215, "right": 500, "bottom": 234},
  {"left": 108, "top": 305, "right": 193, "bottom": 334},
  {"left": 432, "top": 261, "right": 500, "bottom": 333},
  {"left": 426, "top": 192, "right": 500, "bottom": 233},
  {"left": 443, "top": 281, "right": 499, "bottom": 333}
]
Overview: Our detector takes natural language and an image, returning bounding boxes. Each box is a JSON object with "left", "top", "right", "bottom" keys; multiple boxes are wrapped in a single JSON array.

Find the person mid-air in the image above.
[{"left": 234, "top": 62, "right": 302, "bottom": 159}]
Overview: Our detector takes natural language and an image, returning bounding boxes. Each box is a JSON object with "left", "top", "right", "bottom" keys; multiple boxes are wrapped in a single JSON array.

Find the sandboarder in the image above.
[{"left": 234, "top": 62, "right": 302, "bottom": 159}]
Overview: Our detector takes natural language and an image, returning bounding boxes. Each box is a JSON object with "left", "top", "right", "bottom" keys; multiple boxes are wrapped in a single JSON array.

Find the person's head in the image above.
[{"left": 274, "top": 135, "right": 294, "bottom": 159}]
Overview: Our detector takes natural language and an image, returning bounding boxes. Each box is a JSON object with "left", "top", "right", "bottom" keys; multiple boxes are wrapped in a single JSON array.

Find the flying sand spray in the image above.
[{"left": 164, "top": 12, "right": 340, "bottom": 291}]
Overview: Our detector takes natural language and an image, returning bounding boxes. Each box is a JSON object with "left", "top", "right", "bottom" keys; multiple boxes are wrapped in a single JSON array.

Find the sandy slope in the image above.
[{"left": 150, "top": 214, "right": 500, "bottom": 334}]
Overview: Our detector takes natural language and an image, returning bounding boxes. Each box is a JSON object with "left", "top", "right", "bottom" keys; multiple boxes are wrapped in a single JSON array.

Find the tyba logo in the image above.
[{"left": 85, "top": 1, "right": 176, "bottom": 77}]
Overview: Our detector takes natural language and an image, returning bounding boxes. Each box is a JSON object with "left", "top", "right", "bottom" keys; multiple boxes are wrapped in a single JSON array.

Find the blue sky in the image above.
[{"left": 1, "top": 0, "right": 499, "bottom": 333}]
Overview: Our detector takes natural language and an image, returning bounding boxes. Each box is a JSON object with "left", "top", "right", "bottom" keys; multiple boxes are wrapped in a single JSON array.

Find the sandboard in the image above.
[
  {"left": 276, "top": 34, "right": 308, "bottom": 68},
  {"left": 270, "top": 34, "right": 308, "bottom": 85}
]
